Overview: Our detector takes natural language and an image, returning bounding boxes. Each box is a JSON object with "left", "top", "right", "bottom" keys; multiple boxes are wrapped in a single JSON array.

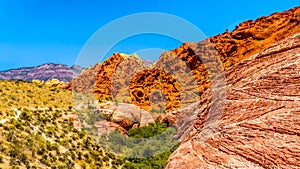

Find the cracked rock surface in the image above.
[{"left": 166, "top": 33, "right": 300, "bottom": 169}]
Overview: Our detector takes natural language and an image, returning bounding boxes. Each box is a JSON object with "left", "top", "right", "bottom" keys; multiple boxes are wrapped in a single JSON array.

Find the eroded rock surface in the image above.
[
  {"left": 128, "top": 6, "right": 300, "bottom": 112},
  {"left": 95, "top": 102, "right": 156, "bottom": 130},
  {"left": 129, "top": 68, "right": 182, "bottom": 112},
  {"left": 111, "top": 103, "right": 155, "bottom": 128},
  {"left": 67, "top": 7, "right": 300, "bottom": 114},
  {"left": 166, "top": 33, "right": 300, "bottom": 169}
]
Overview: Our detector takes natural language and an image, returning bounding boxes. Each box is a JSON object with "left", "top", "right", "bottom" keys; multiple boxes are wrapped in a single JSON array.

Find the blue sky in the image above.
[{"left": 0, "top": 0, "right": 298, "bottom": 70}]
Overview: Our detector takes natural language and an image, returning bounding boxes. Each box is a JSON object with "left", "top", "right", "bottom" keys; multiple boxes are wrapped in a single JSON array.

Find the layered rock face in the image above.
[
  {"left": 0, "top": 63, "right": 84, "bottom": 83},
  {"left": 65, "top": 63, "right": 100, "bottom": 93},
  {"left": 166, "top": 33, "right": 300, "bottom": 169},
  {"left": 68, "top": 53, "right": 146, "bottom": 100},
  {"left": 66, "top": 53, "right": 123, "bottom": 94},
  {"left": 209, "top": 6, "right": 300, "bottom": 66},
  {"left": 68, "top": 7, "right": 299, "bottom": 113},
  {"left": 129, "top": 68, "right": 182, "bottom": 112},
  {"left": 128, "top": 6, "right": 300, "bottom": 112},
  {"left": 111, "top": 53, "right": 146, "bottom": 103}
]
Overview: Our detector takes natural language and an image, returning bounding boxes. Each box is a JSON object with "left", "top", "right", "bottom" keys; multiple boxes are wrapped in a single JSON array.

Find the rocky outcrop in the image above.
[
  {"left": 93, "top": 53, "right": 126, "bottom": 101},
  {"left": 67, "top": 6, "right": 300, "bottom": 135},
  {"left": 68, "top": 53, "right": 146, "bottom": 101},
  {"left": 95, "top": 102, "right": 156, "bottom": 130},
  {"left": 210, "top": 6, "right": 300, "bottom": 66},
  {"left": 126, "top": 6, "right": 300, "bottom": 112},
  {"left": 44, "top": 79, "right": 66, "bottom": 88},
  {"left": 32, "top": 79, "right": 66, "bottom": 88},
  {"left": 67, "top": 7, "right": 300, "bottom": 114},
  {"left": 111, "top": 103, "right": 155, "bottom": 128},
  {"left": 166, "top": 33, "right": 300, "bottom": 169},
  {"left": 110, "top": 53, "right": 146, "bottom": 103},
  {"left": 95, "top": 121, "right": 128, "bottom": 135},
  {"left": 65, "top": 63, "right": 100, "bottom": 93},
  {"left": 0, "top": 63, "right": 84, "bottom": 83},
  {"left": 129, "top": 68, "right": 182, "bottom": 112}
]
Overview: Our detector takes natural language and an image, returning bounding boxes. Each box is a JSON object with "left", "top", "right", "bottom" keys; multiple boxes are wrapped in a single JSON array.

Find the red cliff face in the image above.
[
  {"left": 67, "top": 53, "right": 146, "bottom": 101},
  {"left": 127, "top": 6, "right": 300, "bottom": 112},
  {"left": 129, "top": 68, "right": 182, "bottom": 112},
  {"left": 166, "top": 32, "right": 300, "bottom": 169},
  {"left": 68, "top": 7, "right": 300, "bottom": 112},
  {"left": 209, "top": 6, "right": 300, "bottom": 66}
]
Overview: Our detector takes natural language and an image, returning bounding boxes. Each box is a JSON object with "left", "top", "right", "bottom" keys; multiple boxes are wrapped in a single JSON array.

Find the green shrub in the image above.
[{"left": 100, "top": 121, "right": 178, "bottom": 168}]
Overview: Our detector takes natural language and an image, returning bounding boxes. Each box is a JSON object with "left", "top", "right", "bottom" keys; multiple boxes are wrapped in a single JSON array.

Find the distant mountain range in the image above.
[{"left": 0, "top": 63, "right": 84, "bottom": 83}]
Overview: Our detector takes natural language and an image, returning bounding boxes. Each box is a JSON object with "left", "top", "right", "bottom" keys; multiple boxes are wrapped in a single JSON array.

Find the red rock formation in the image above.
[
  {"left": 129, "top": 68, "right": 182, "bottom": 111},
  {"left": 94, "top": 102, "right": 156, "bottom": 130},
  {"left": 210, "top": 6, "right": 300, "bottom": 66},
  {"left": 68, "top": 7, "right": 300, "bottom": 113},
  {"left": 67, "top": 53, "right": 146, "bottom": 101},
  {"left": 110, "top": 53, "right": 146, "bottom": 103},
  {"left": 166, "top": 33, "right": 300, "bottom": 169},
  {"left": 94, "top": 53, "right": 125, "bottom": 101},
  {"left": 95, "top": 121, "right": 128, "bottom": 135},
  {"left": 128, "top": 6, "right": 300, "bottom": 112},
  {"left": 67, "top": 6, "right": 300, "bottom": 134},
  {"left": 65, "top": 62, "right": 100, "bottom": 93}
]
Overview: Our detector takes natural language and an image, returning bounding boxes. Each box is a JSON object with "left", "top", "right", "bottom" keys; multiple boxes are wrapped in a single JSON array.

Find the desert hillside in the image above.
[
  {"left": 0, "top": 80, "right": 175, "bottom": 168},
  {"left": 0, "top": 80, "right": 125, "bottom": 168}
]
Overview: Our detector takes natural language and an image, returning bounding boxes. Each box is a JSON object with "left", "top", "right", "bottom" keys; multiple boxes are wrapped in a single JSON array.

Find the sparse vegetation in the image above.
[
  {"left": 0, "top": 80, "right": 124, "bottom": 168},
  {"left": 0, "top": 80, "right": 178, "bottom": 168}
]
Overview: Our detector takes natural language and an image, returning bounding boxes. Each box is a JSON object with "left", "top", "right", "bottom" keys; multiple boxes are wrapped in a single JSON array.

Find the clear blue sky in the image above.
[{"left": 0, "top": 0, "right": 298, "bottom": 70}]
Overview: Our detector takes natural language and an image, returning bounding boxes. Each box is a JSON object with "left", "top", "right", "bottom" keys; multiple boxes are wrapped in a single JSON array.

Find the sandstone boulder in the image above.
[{"left": 111, "top": 103, "right": 155, "bottom": 128}]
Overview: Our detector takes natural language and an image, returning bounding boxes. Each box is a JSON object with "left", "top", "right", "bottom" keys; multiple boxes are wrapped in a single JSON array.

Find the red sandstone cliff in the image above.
[
  {"left": 130, "top": 6, "right": 300, "bottom": 112},
  {"left": 68, "top": 7, "right": 300, "bottom": 112},
  {"left": 166, "top": 32, "right": 300, "bottom": 169}
]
